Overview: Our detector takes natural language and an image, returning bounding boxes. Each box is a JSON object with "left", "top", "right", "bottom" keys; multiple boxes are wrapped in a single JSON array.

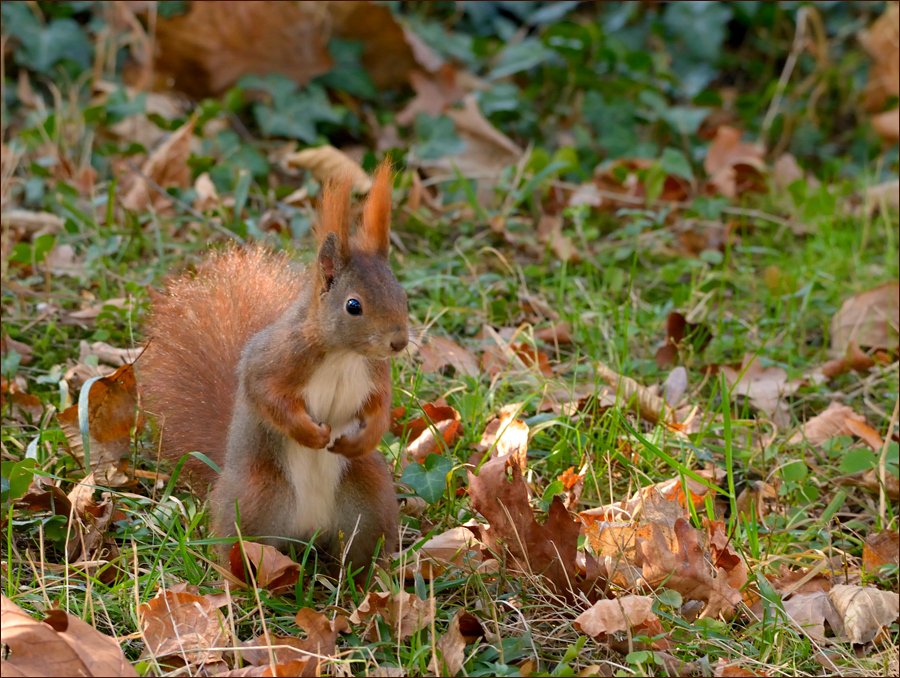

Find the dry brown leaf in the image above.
[
  {"left": 427, "top": 609, "right": 487, "bottom": 676},
  {"left": 713, "top": 659, "right": 768, "bottom": 677},
  {"left": 837, "top": 468, "right": 900, "bottom": 501},
  {"left": 721, "top": 354, "right": 805, "bottom": 428},
  {"left": 574, "top": 596, "right": 657, "bottom": 637},
  {"left": 864, "top": 531, "right": 900, "bottom": 572},
  {"left": 639, "top": 516, "right": 741, "bottom": 619},
  {"left": 471, "top": 411, "right": 529, "bottom": 470},
  {"left": 79, "top": 340, "right": 143, "bottom": 368},
  {"left": 859, "top": 4, "right": 899, "bottom": 140},
  {"left": 830, "top": 282, "right": 900, "bottom": 354},
  {"left": 467, "top": 456, "right": 599, "bottom": 599},
  {"left": 1, "top": 336, "right": 34, "bottom": 365},
  {"left": 844, "top": 418, "right": 886, "bottom": 452},
  {"left": 63, "top": 297, "right": 134, "bottom": 324},
  {"left": 193, "top": 172, "right": 220, "bottom": 212},
  {"left": 149, "top": 1, "right": 332, "bottom": 97},
  {"left": 57, "top": 363, "right": 143, "bottom": 487},
  {"left": 121, "top": 114, "right": 198, "bottom": 212},
  {"left": 655, "top": 311, "right": 712, "bottom": 369},
  {"left": 787, "top": 401, "right": 867, "bottom": 446},
  {"left": 536, "top": 213, "right": 578, "bottom": 263},
  {"left": 595, "top": 360, "right": 674, "bottom": 425},
  {"left": 229, "top": 542, "right": 301, "bottom": 594},
  {"left": 241, "top": 609, "right": 349, "bottom": 676},
  {"left": 534, "top": 321, "right": 572, "bottom": 344},
  {"left": 772, "top": 153, "right": 820, "bottom": 191},
  {"left": 417, "top": 95, "right": 522, "bottom": 205},
  {"left": 863, "top": 178, "right": 900, "bottom": 214},
  {"left": 395, "top": 402, "right": 463, "bottom": 466},
  {"left": 349, "top": 591, "right": 434, "bottom": 640},
  {"left": 396, "top": 65, "right": 467, "bottom": 126},
  {"left": 767, "top": 564, "right": 833, "bottom": 595},
  {"left": 704, "top": 126, "right": 767, "bottom": 199},
  {"left": 0, "top": 209, "right": 65, "bottom": 235},
  {"left": 418, "top": 336, "right": 480, "bottom": 377},
  {"left": 400, "top": 526, "right": 483, "bottom": 579},
  {"left": 1, "top": 595, "right": 138, "bottom": 677},
  {"left": 284, "top": 146, "right": 372, "bottom": 193},
  {"left": 783, "top": 592, "right": 843, "bottom": 641},
  {"left": 829, "top": 584, "right": 899, "bottom": 646},
  {"left": 139, "top": 589, "right": 229, "bottom": 666}
]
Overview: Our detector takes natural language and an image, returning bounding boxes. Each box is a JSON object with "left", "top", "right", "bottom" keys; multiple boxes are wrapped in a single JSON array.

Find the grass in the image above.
[{"left": 3, "top": 155, "right": 897, "bottom": 676}]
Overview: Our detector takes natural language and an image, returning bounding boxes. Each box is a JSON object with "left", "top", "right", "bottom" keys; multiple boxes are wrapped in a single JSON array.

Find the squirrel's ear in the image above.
[
  {"left": 317, "top": 232, "right": 346, "bottom": 290},
  {"left": 359, "top": 161, "right": 392, "bottom": 257}
]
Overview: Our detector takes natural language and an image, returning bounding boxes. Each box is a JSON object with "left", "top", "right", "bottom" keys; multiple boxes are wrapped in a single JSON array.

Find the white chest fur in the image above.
[{"left": 282, "top": 353, "right": 374, "bottom": 539}]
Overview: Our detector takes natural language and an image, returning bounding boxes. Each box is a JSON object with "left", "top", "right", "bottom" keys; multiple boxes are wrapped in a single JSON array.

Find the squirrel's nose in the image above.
[{"left": 390, "top": 331, "right": 409, "bottom": 353}]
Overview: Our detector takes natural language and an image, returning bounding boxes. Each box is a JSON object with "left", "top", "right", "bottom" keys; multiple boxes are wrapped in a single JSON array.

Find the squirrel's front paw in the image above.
[
  {"left": 329, "top": 423, "right": 370, "bottom": 459},
  {"left": 290, "top": 421, "right": 332, "bottom": 449}
]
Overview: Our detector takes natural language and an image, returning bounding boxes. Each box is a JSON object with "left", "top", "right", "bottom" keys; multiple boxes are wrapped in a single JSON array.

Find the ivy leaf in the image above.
[{"left": 401, "top": 453, "right": 453, "bottom": 503}]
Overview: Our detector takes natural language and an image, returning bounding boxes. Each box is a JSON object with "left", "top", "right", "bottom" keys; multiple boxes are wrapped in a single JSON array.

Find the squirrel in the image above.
[{"left": 139, "top": 162, "right": 407, "bottom": 570}]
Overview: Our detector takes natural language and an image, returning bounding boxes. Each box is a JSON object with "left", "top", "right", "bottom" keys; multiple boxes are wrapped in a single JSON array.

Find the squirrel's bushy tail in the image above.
[{"left": 140, "top": 246, "right": 302, "bottom": 486}]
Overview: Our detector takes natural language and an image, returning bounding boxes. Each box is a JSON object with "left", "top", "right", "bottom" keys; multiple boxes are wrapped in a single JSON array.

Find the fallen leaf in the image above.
[
  {"left": 829, "top": 584, "right": 899, "bottom": 646},
  {"left": 467, "top": 456, "right": 599, "bottom": 598},
  {"left": 713, "top": 659, "right": 768, "bottom": 677},
  {"left": 639, "top": 515, "right": 741, "bottom": 619},
  {"left": 229, "top": 542, "right": 301, "bottom": 594},
  {"left": 149, "top": 1, "right": 332, "bottom": 97},
  {"left": 139, "top": 589, "right": 229, "bottom": 666},
  {"left": 862, "top": 178, "right": 900, "bottom": 215},
  {"left": 418, "top": 336, "right": 480, "bottom": 377},
  {"left": 574, "top": 596, "right": 657, "bottom": 637},
  {"left": 284, "top": 145, "right": 372, "bottom": 193},
  {"left": 193, "top": 172, "right": 220, "bottom": 212},
  {"left": 57, "top": 363, "right": 144, "bottom": 487},
  {"left": 396, "top": 403, "right": 463, "bottom": 466},
  {"left": 844, "top": 418, "right": 886, "bottom": 451},
  {"left": 837, "top": 468, "right": 900, "bottom": 501},
  {"left": 1, "top": 336, "right": 33, "bottom": 365},
  {"left": 400, "top": 526, "right": 483, "bottom": 579},
  {"left": 704, "top": 126, "right": 767, "bottom": 199},
  {"left": 534, "top": 321, "right": 572, "bottom": 344},
  {"left": 471, "top": 411, "right": 529, "bottom": 470},
  {"left": 595, "top": 360, "right": 674, "bottom": 425},
  {"left": 536, "top": 213, "right": 578, "bottom": 263},
  {"left": 242, "top": 609, "right": 349, "bottom": 676},
  {"left": 767, "top": 564, "right": 833, "bottom": 595},
  {"left": 772, "top": 153, "right": 820, "bottom": 191},
  {"left": 63, "top": 297, "right": 134, "bottom": 324},
  {"left": 787, "top": 401, "right": 866, "bottom": 445},
  {"left": 655, "top": 311, "right": 712, "bottom": 368},
  {"left": 1, "top": 594, "right": 138, "bottom": 677},
  {"left": 830, "top": 282, "right": 900, "bottom": 354},
  {"left": 0, "top": 210, "right": 65, "bottom": 236},
  {"left": 396, "top": 65, "right": 466, "bottom": 126},
  {"left": 121, "top": 114, "right": 198, "bottom": 212},
  {"left": 721, "top": 354, "right": 805, "bottom": 428},
  {"left": 417, "top": 95, "right": 522, "bottom": 206},
  {"left": 864, "top": 531, "right": 900, "bottom": 572},
  {"left": 79, "top": 340, "right": 143, "bottom": 368},
  {"left": 859, "top": 4, "right": 899, "bottom": 142},
  {"left": 349, "top": 591, "right": 434, "bottom": 640},
  {"left": 428, "top": 609, "right": 487, "bottom": 676}
]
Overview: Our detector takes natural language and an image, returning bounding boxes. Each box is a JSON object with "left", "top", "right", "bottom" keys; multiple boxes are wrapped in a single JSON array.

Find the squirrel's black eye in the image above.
[{"left": 346, "top": 298, "right": 362, "bottom": 316}]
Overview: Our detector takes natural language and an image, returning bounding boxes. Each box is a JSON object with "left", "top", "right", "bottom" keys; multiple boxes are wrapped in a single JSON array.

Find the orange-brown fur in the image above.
[{"left": 139, "top": 161, "right": 405, "bottom": 569}]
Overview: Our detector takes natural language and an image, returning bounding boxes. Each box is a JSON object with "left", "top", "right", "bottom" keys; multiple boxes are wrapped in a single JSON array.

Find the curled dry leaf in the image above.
[
  {"left": 418, "top": 336, "right": 480, "bottom": 377},
  {"left": 721, "top": 354, "right": 805, "bottom": 428},
  {"left": 284, "top": 145, "right": 372, "bottom": 193},
  {"left": 229, "top": 542, "right": 301, "bottom": 594},
  {"left": 63, "top": 297, "right": 134, "bottom": 325},
  {"left": 863, "top": 531, "right": 900, "bottom": 572},
  {"left": 534, "top": 321, "right": 572, "bottom": 344},
  {"left": 427, "top": 609, "right": 487, "bottom": 676},
  {"left": 393, "top": 402, "right": 463, "bottom": 466},
  {"left": 1, "top": 594, "right": 138, "bottom": 678},
  {"left": 837, "top": 468, "right": 900, "bottom": 501},
  {"left": 858, "top": 3, "right": 900, "bottom": 140},
  {"left": 121, "top": 113, "right": 198, "bottom": 212},
  {"left": 467, "top": 456, "right": 599, "bottom": 599},
  {"left": 241, "top": 608, "right": 349, "bottom": 676},
  {"left": 1, "top": 335, "right": 33, "bottom": 365},
  {"left": 396, "top": 65, "right": 468, "bottom": 126},
  {"left": 400, "top": 526, "right": 483, "bottom": 579},
  {"left": 471, "top": 410, "right": 529, "bottom": 470},
  {"left": 139, "top": 589, "right": 229, "bottom": 666},
  {"left": 574, "top": 596, "right": 657, "bottom": 638},
  {"left": 704, "top": 126, "right": 767, "bottom": 199},
  {"left": 655, "top": 311, "right": 712, "bottom": 369},
  {"left": 193, "top": 172, "right": 220, "bottom": 212},
  {"left": 349, "top": 591, "right": 434, "bottom": 640},
  {"left": 787, "top": 401, "right": 867, "bottom": 446},
  {"left": 844, "top": 418, "right": 886, "bottom": 451},
  {"left": 713, "top": 659, "right": 768, "bottom": 677},
  {"left": 639, "top": 516, "right": 742, "bottom": 620},
  {"left": 830, "top": 282, "right": 900, "bottom": 355},
  {"left": 828, "top": 585, "right": 900, "bottom": 646},
  {"left": 57, "top": 363, "right": 144, "bottom": 487},
  {"left": 79, "top": 340, "right": 143, "bottom": 368},
  {"left": 595, "top": 360, "right": 674, "bottom": 425}
]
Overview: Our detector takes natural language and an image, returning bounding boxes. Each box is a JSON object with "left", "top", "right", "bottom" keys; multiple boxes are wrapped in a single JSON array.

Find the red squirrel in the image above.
[{"left": 139, "top": 162, "right": 407, "bottom": 569}]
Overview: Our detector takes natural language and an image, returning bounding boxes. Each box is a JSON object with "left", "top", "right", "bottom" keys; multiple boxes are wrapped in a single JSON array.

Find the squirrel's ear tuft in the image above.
[
  {"left": 359, "top": 160, "right": 392, "bottom": 257},
  {"left": 317, "top": 231, "right": 345, "bottom": 290},
  {"left": 315, "top": 175, "right": 352, "bottom": 255}
]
